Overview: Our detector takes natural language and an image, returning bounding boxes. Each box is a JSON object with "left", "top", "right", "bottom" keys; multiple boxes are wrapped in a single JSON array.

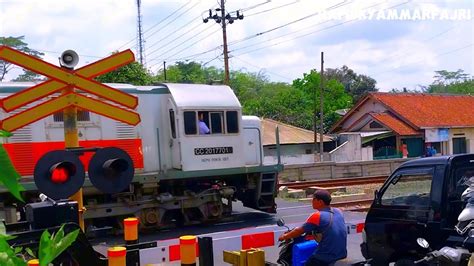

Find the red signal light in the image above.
[
  {"left": 51, "top": 167, "right": 68, "bottom": 183},
  {"left": 49, "top": 162, "right": 76, "bottom": 184}
]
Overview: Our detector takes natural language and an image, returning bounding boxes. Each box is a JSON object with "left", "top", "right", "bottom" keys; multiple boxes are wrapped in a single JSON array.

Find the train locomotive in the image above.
[{"left": 0, "top": 82, "right": 282, "bottom": 231}]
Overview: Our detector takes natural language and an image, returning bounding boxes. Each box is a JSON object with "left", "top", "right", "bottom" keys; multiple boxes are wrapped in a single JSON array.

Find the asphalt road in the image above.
[{"left": 93, "top": 198, "right": 367, "bottom": 265}]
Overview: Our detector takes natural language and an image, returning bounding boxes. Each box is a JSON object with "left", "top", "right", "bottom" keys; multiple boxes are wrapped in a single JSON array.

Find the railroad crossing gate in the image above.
[
  {"left": 0, "top": 46, "right": 141, "bottom": 213},
  {"left": 0, "top": 46, "right": 140, "bottom": 131}
]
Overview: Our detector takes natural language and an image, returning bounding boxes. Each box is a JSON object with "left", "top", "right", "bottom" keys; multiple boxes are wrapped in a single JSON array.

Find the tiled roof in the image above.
[
  {"left": 371, "top": 93, "right": 474, "bottom": 128},
  {"left": 370, "top": 113, "right": 420, "bottom": 136},
  {"left": 262, "top": 119, "right": 333, "bottom": 146}
]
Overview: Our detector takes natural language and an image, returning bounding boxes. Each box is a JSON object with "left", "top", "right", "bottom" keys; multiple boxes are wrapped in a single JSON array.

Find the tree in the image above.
[
  {"left": 292, "top": 70, "right": 353, "bottom": 132},
  {"left": 13, "top": 70, "right": 46, "bottom": 82},
  {"left": 424, "top": 69, "right": 474, "bottom": 94},
  {"left": 325, "top": 65, "right": 377, "bottom": 102},
  {"left": 156, "top": 61, "right": 223, "bottom": 84},
  {"left": 96, "top": 60, "right": 154, "bottom": 85},
  {"left": 0, "top": 36, "right": 44, "bottom": 81}
]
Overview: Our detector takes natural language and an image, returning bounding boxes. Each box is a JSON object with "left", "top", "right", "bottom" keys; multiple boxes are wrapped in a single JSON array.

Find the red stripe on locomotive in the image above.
[{"left": 3, "top": 139, "right": 144, "bottom": 176}]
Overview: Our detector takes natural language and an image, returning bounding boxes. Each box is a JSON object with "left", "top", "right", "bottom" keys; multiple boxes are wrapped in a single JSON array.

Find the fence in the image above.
[{"left": 279, "top": 158, "right": 410, "bottom": 182}]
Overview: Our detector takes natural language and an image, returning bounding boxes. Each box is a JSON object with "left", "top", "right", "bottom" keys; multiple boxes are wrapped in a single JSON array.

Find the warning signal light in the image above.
[{"left": 34, "top": 150, "right": 85, "bottom": 200}]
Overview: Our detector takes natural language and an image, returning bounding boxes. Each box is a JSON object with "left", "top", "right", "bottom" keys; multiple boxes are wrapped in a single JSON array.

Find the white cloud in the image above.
[{"left": 0, "top": 0, "right": 472, "bottom": 91}]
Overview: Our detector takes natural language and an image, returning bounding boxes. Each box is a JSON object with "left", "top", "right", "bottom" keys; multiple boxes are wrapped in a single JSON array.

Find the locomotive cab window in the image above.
[
  {"left": 210, "top": 112, "right": 223, "bottom": 134},
  {"left": 169, "top": 109, "right": 176, "bottom": 138},
  {"left": 184, "top": 111, "right": 197, "bottom": 135},
  {"left": 226, "top": 111, "right": 239, "bottom": 133},
  {"left": 184, "top": 110, "right": 239, "bottom": 135}
]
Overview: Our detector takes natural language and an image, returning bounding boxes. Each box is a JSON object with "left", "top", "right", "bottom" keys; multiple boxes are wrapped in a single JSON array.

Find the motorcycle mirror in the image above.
[
  {"left": 416, "top": 238, "right": 430, "bottom": 249},
  {"left": 277, "top": 218, "right": 285, "bottom": 227},
  {"left": 469, "top": 229, "right": 474, "bottom": 238}
]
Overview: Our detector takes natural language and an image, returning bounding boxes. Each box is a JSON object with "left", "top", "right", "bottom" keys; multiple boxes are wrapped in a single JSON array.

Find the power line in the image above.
[
  {"left": 230, "top": 1, "right": 386, "bottom": 52},
  {"left": 164, "top": 27, "right": 221, "bottom": 61},
  {"left": 148, "top": 23, "right": 208, "bottom": 56},
  {"left": 233, "top": 1, "right": 410, "bottom": 56},
  {"left": 116, "top": 1, "right": 193, "bottom": 51},
  {"left": 373, "top": 43, "right": 474, "bottom": 77},
  {"left": 142, "top": 1, "right": 200, "bottom": 44},
  {"left": 148, "top": 26, "right": 221, "bottom": 69},
  {"left": 240, "top": 0, "right": 271, "bottom": 12},
  {"left": 245, "top": 0, "right": 301, "bottom": 17},
  {"left": 148, "top": 24, "right": 219, "bottom": 62},
  {"left": 232, "top": 55, "right": 292, "bottom": 81},
  {"left": 35, "top": 49, "right": 103, "bottom": 59},
  {"left": 228, "top": 0, "right": 352, "bottom": 46},
  {"left": 365, "top": 25, "right": 457, "bottom": 68}
]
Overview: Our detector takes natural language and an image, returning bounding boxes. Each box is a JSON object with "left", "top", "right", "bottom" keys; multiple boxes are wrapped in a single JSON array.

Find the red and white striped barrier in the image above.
[{"left": 139, "top": 222, "right": 365, "bottom": 264}]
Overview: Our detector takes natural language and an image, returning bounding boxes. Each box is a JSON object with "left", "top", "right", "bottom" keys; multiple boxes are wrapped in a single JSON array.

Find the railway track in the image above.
[
  {"left": 279, "top": 175, "right": 388, "bottom": 189},
  {"left": 332, "top": 199, "right": 373, "bottom": 212}
]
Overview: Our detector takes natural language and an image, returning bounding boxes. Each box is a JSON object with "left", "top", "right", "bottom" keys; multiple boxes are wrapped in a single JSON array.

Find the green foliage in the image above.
[
  {"left": 38, "top": 225, "right": 79, "bottom": 266},
  {"left": 0, "top": 235, "right": 26, "bottom": 266},
  {"left": 325, "top": 65, "right": 377, "bottom": 102},
  {"left": 291, "top": 70, "right": 353, "bottom": 131},
  {"left": 424, "top": 69, "right": 474, "bottom": 94},
  {"left": 13, "top": 70, "right": 45, "bottom": 82},
  {"left": 156, "top": 61, "right": 223, "bottom": 84},
  {"left": 0, "top": 36, "right": 44, "bottom": 81},
  {"left": 96, "top": 59, "right": 154, "bottom": 85},
  {"left": 0, "top": 144, "right": 24, "bottom": 202}
]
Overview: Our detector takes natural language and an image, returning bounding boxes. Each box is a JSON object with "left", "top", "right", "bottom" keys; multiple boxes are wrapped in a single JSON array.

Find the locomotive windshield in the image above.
[{"left": 183, "top": 110, "right": 239, "bottom": 135}]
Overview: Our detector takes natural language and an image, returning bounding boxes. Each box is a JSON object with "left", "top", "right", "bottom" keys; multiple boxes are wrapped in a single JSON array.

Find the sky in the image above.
[{"left": 0, "top": 0, "right": 473, "bottom": 91}]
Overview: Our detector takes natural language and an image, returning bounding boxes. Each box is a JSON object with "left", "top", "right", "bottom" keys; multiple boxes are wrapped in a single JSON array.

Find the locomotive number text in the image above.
[{"left": 194, "top": 147, "right": 233, "bottom": 155}]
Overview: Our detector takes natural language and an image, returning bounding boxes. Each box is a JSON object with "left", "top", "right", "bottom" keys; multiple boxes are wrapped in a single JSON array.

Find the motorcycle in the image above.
[
  {"left": 275, "top": 218, "right": 318, "bottom": 266},
  {"left": 414, "top": 237, "right": 472, "bottom": 265},
  {"left": 412, "top": 176, "right": 474, "bottom": 265}
]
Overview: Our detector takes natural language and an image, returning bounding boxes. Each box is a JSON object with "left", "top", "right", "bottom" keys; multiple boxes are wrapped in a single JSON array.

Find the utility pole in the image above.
[
  {"left": 163, "top": 61, "right": 167, "bottom": 81},
  {"left": 319, "top": 52, "right": 324, "bottom": 162},
  {"left": 203, "top": 1, "right": 244, "bottom": 85},
  {"left": 136, "top": 0, "right": 145, "bottom": 65}
]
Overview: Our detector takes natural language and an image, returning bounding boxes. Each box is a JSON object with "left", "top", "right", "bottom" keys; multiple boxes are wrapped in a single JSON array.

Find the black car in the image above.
[{"left": 361, "top": 154, "right": 474, "bottom": 265}]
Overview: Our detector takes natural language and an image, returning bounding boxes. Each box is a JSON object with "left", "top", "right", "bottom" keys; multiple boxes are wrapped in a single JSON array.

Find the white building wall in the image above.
[{"left": 448, "top": 127, "right": 474, "bottom": 154}]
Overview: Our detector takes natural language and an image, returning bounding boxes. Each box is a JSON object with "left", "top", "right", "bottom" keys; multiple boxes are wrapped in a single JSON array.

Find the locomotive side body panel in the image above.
[{"left": 0, "top": 82, "right": 281, "bottom": 229}]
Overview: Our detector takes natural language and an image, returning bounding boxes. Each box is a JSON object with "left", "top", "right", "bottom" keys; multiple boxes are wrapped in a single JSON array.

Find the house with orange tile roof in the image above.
[{"left": 330, "top": 93, "right": 474, "bottom": 159}]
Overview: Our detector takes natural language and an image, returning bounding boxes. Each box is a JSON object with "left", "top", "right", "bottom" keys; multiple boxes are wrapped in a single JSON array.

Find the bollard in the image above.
[
  {"left": 180, "top": 235, "right": 197, "bottom": 266},
  {"left": 246, "top": 249, "right": 265, "bottom": 266},
  {"left": 198, "top": 237, "right": 214, "bottom": 266},
  {"left": 27, "top": 259, "right": 39, "bottom": 266},
  {"left": 108, "top": 246, "right": 127, "bottom": 266},
  {"left": 223, "top": 248, "right": 265, "bottom": 266},
  {"left": 123, "top": 217, "right": 139, "bottom": 244}
]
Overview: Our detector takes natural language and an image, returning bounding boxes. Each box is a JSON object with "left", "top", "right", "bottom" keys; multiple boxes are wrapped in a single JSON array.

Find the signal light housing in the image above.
[
  {"left": 88, "top": 147, "right": 135, "bottom": 194},
  {"left": 34, "top": 150, "right": 85, "bottom": 200}
]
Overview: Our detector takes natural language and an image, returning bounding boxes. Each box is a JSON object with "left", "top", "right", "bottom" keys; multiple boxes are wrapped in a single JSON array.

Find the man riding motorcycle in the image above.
[{"left": 278, "top": 189, "right": 348, "bottom": 266}]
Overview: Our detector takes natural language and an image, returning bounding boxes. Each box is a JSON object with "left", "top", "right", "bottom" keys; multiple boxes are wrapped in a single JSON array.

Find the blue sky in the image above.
[{"left": 1, "top": 0, "right": 473, "bottom": 91}]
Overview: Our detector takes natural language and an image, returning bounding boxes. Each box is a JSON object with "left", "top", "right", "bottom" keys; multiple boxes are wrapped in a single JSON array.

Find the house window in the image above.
[
  {"left": 369, "top": 121, "right": 383, "bottom": 129},
  {"left": 53, "top": 109, "right": 90, "bottom": 122}
]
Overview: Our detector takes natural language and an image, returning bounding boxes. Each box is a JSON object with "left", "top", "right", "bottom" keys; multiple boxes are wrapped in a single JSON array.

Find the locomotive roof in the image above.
[
  {"left": 0, "top": 82, "right": 241, "bottom": 108},
  {"left": 163, "top": 83, "right": 241, "bottom": 109}
]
